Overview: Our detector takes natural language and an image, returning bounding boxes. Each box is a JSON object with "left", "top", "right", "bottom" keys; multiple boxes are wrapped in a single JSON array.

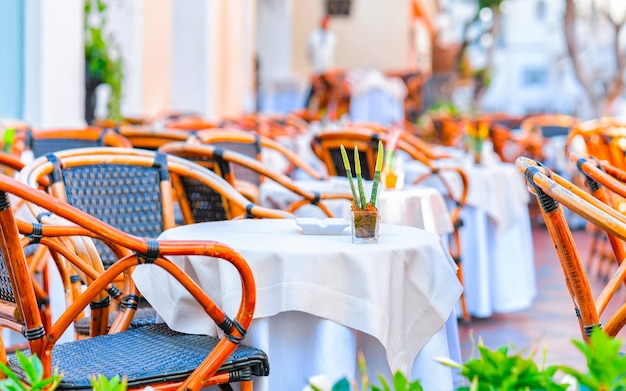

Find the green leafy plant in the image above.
[
  {"left": 0, "top": 351, "right": 62, "bottom": 391},
  {"left": 90, "top": 375, "right": 127, "bottom": 391},
  {"left": 557, "top": 327, "right": 626, "bottom": 391},
  {"left": 437, "top": 345, "right": 567, "bottom": 391},
  {"left": 313, "top": 328, "right": 626, "bottom": 391},
  {"left": 84, "top": 0, "right": 124, "bottom": 122}
]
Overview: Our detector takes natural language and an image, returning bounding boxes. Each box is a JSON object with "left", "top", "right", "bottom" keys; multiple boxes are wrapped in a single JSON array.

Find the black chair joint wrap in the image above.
[
  {"left": 89, "top": 296, "right": 111, "bottom": 310},
  {"left": 153, "top": 152, "right": 169, "bottom": 182},
  {"left": 525, "top": 166, "right": 558, "bottom": 213},
  {"left": 36, "top": 211, "right": 52, "bottom": 222},
  {"left": 576, "top": 158, "right": 602, "bottom": 192},
  {"left": 22, "top": 325, "right": 44, "bottom": 340},
  {"left": 69, "top": 275, "right": 82, "bottom": 284},
  {"left": 245, "top": 204, "right": 255, "bottom": 219},
  {"left": 219, "top": 317, "right": 246, "bottom": 344},
  {"left": 584, "top": 323, "right": 602, "bottom": 337},
  {"left": 45, "top": 153, "right": 63, "bottom": 184},
  {"left": 214, "top": 147, "right": 232, "bottom": 177},
  {"left": 28, "top": 223, "right": 44, "bottom": 244},
  {"left": 121, "top": 294, "right": 140, "bottom": 310},
  {"left": 137, "top": 239, "right": 160, "bottom": 264},
  {"left": 311, "top": 192, "right": 321, "bottom": 205},
  {"left": 229, "top": 367, "right": 253, "bottom": 383},
  {"left": 107, "top": 285, "right": 122, "bottom": 299}
]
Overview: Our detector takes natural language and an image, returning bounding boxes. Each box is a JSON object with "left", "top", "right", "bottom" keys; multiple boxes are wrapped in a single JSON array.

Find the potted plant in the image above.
[
  {"left": 340, "top": 141, "right": 383, "bottom": 243},
  {"left": 84, "top": 0, "right": 124, "bottom": 124}
]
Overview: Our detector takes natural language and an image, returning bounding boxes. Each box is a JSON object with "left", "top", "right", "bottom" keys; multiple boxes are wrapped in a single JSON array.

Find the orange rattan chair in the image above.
[
  {"left": 0, "top": 173, "right": 268, "bottom": 390},
  {"left": 517, "top": 156, "right": 626, "bottom": 342},
  {"left": 17, "top": 127, "right": 132, "bottom": 159},
  {"left": 159, "top": 141, "right": 352, "bottom": 218},
  {"left": 566, "top": 117, "right": 626, "bottom": 170},
  {"left": 111, "top": 125, "right": 192, "bottom": 151},
  {"left": 18, "top": 148, "right": 292, "bottom": 337},
  {"left": 520, "top": 113, "right": 579, "bottom": 140}
]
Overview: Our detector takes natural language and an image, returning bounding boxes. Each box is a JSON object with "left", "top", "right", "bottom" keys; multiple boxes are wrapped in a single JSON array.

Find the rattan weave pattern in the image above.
[
  {"left": 0, "top": 252, "right": 15, "bottom": 303},
  {"left": 31, "top": 139, "right": 105, "bottom": 159},
  {"left": 180, "top": 176, "right": 228, "bottom": 222},
  {"left": 73, "top": 307, "right": 158, "bottom": 335},
  {"left": 329, "top": 148, "right": 372, "bottom": 180},
  {"left": 61, "top": 164, "right": 165, "bottom": 267},
  {"left": 8, "top": 323, "right": 269, "bottom": 390},
  {"left": 213, "top": 141, "right": 261, "bottom": 185}
]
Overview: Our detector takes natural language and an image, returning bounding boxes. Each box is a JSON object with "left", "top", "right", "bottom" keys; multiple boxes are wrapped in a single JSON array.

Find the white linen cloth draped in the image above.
[
  {"left": 132, "top": 220, "right": 463, "bottom": 390},
  {"left": 401, "top": 157, "right": 537, "bottom": 317}
]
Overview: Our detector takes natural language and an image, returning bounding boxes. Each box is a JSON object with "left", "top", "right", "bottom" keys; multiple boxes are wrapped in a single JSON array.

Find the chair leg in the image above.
[
  {"left": 451, "top": 231, "right": 470, "bottom": 322},
  {"left": 239, "top": 380, "right": 253, "bottom": 391}
]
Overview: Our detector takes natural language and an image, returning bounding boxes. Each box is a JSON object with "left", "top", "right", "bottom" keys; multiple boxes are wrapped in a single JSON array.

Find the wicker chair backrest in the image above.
[
  {"left": 210, "top": 141, "right": 262, "bottom": 185},
  {"left": 55, "top": 161, "right": 166, "bottom": 267}
]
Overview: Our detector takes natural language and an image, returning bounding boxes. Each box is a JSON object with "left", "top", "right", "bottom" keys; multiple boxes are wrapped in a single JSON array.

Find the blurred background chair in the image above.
[
  {"left": 159, "top": 141, "right": 352, "bottom": 217},
  {"left": 113, "top": 125, "right": 192, "bottom": 151},
  {"left": 17, "top": 126, "right": 132, "bottom": 159},
  {"left": 0, "top": 174, "right": 269, "bottom": 390},
  {"left": 519, "top": 113, "right": 579, "bottom": 174}
]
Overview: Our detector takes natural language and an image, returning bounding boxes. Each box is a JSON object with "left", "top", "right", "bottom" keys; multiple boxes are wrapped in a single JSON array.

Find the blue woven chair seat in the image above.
[
  {"left": 72, "top": 307, "right": 158, "bottom": 335},
  {"left": 8, "top": 323, "right": 269, "bottom": 390}
]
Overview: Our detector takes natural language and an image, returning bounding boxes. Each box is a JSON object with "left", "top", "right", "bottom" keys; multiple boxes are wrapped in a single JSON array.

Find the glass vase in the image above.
[{"left": 351, "top": 209, "right": 380, "bottom": 244}]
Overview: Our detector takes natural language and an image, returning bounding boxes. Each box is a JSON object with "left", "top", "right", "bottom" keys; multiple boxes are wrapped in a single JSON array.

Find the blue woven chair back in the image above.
[
  {"left": 31, "top": 139, "right": 105, "bottom": 158},
  {"left": 329, "top": 147, "right": 372, "bottom": 180},
  {"left": 61, "top": 164, "right": 165, "bottom": 267},
  {"left": 179, "top": 175, "right": 229, "bottom": 222}
]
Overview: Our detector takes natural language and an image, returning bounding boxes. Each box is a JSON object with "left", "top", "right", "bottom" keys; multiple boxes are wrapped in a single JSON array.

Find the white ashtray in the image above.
[{"left": 295, "top": 218, "right": 350, "bottom": 235}]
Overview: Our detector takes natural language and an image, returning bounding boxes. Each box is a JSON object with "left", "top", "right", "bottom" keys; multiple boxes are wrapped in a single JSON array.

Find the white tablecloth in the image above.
[
  {"left": 401, "top": 157, "right": 537, "bottom": 318},
  {"left": 132, "top": 220, "right": 463, "bottom": 390},
  {"left": 259, "top": 178, "right": 454, "bottom": 236}
]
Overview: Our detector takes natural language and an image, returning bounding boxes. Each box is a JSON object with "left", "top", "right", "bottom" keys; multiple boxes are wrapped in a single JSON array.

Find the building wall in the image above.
[{"left": 291, "top": 0, "right": 412, "bottom": 79}]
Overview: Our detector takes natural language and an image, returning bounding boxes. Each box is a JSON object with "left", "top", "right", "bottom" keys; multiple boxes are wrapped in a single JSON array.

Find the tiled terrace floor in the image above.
[{"left": 457, "top": 222, "right": 626, "bottom": 374}]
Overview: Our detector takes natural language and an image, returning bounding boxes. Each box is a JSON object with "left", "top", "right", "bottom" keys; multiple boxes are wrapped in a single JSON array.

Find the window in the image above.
[{"left": 326, "top": 0, "right": 351, "bottom": 16}]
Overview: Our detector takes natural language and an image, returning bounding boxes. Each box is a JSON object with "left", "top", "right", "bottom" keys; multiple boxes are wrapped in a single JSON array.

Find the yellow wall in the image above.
[{"left": 292, "top": 0, "right": 412, "bottom": 79}]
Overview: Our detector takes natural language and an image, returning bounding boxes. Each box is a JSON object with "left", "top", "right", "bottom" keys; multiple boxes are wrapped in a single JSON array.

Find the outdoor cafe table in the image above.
[
  {"left": 132, "top": 219, "right": 463, "bottom": 390},
  {"left": 401, "top": 155, "right": 537, "bottom": 318}
]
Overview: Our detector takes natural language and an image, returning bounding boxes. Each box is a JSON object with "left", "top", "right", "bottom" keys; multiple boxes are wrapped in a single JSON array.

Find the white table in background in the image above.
[
  {"left": 402, "top": 156, "right": 537, "bottom": 318},
  {"left": 133, "top": 220, "right": 463, "bottom": 391}
]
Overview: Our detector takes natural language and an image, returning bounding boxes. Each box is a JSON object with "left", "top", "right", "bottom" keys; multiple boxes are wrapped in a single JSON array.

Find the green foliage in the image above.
[
  {"left": 84, "top": 0, "right": 124, "bottom": 121},
  {"left": 557, "top": 327, "right": 626, "bottom": 391},
  {"left": 371, "top": 372, "right": 423, "bottom": 391},
  {"left": 478, "top": 0, "right": 505, "bottom": 11},
  {"left": 90, "top": 375, "right": 127, "bottom": 391},
  {"left": 0, "top": 352, "right": 62, "bottom": 391},
  {"left": 427, "top": 101, "right": 460, "bottom": 117},
  {"left": 444, "top": 345, "right": 567, "bottom": 391}
]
